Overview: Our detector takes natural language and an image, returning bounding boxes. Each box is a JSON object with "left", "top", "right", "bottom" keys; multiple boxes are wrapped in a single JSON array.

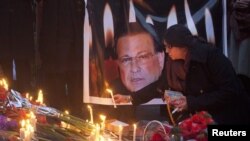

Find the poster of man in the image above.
[{"left": 83, "top": 0, "right": 225, "bottom": 107}]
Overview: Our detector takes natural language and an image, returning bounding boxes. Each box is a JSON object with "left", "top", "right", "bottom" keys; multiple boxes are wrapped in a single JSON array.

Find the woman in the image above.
[{"left": 163, "top": 24, "right": 249, "bottom": 124}]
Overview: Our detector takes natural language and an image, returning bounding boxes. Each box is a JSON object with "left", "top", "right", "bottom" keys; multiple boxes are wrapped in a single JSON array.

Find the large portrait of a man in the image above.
[{"left": 83, "top": 0, "right": 225, "bottom": 105}]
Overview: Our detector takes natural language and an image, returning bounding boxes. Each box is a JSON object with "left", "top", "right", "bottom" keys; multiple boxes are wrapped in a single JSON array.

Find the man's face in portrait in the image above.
[{"left": 117, "top": 33, "right": 164, "bottom": 92}]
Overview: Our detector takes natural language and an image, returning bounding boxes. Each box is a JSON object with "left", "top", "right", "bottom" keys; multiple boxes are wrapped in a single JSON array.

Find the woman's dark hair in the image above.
[{"left": 163, "top": 24, "right": 193, "bottom": 48}]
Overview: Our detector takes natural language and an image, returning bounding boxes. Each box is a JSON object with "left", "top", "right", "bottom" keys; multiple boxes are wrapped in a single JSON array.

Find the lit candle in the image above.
[
  {"left": 64, "top": 110, "right": 69, "bottom": 115},
  {"left": 64, "top": 110, "right": 70, "bottom": 128},
  {"left": 99, "top": 115, "right": 106, "bottom": 131},
  {"left": 36, "top": 89, "right": 44, "bottom": 105},
  {"left": 99, "top": 135, "right": 105, "bottom": 141},
  {"left": 0, "top": 79, "right": 9, "bottom": 90},
  {"left": 87, "top": 105, "right": 94, "bottom": 123},
  {"left": 27, "top": 124, "right": 34, "bottom": 138},
  {"left": 106, "top": 89, "right": 117, "bottom": 108},
  {"left": 26, "top": 93, "right": 29, "bottom": 99},
  {"left": 25, "top": 130, "right": 30, "bottom": 141},
  {"left": 95, "top": 124, "right": 100, "bottom": 141},
  {"left": 29, "top": 112, "right": 37, "bottom": 131},
  {"left": 3, "top": 79, "right": 8, "bottom": 90},
  {"left": 119, "top": 125, "right": 123, "bottom": 141},
  {"left": 19, "top": 120, "right": 25, "bottom": 140},
  {"left": 29, "top": 96, "right": 33, "bottom": 101},
  {"left": 61, "top": 121, "right": 67, "bottom": 128},
  {"left": 133, "top": 124, "right": 137, "bottom": 141}
]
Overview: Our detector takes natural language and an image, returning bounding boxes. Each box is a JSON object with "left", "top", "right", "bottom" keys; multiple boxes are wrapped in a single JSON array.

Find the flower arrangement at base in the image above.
[
  {"left": 0, "top": 77, "right": 95, "bottom": 140},
  {"left": 178, "top": 111, "right": 215, "bottom": 141},
  {"left": 139, "top": 111, "right": 214, "bottom": 141}
]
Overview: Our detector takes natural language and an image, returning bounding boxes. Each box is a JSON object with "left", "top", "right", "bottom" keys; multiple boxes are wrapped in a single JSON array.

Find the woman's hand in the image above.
[
  {"left": 114, "top": 94, "right": 132, "bottom": 104},
  {"left": 170, "top": 95, "right": 188, "bottom": 112}
]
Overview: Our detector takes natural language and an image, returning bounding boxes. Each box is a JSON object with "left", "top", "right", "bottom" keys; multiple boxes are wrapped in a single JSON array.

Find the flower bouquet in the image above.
[
  {"left": 138, "top": 111, "right": 214, "bottom": 141},
  {"left": 136, "top": 120, "right": 172, "bottom": 141},
  {"left": 178, "top": 111, "right": 215, "bottom": 141},
  {"left": 0, "top": 78, "right": 95, "bottom": 140}
]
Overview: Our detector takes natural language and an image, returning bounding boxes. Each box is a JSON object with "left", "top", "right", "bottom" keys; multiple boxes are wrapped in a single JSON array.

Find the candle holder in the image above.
[{"left": 142, "top": 120, "right": 168, "bottom": 141}]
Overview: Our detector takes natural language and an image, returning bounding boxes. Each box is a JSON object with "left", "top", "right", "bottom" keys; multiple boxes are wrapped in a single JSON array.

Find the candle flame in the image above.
[
  {"left": 87, "top": 105, "right": 94, "bottom": 123},
  {"left": 103, "top": 3, "right": 114, "bottom": 47},
  {"left": 106, "top": 88, "right": 117, "bottom": 108},
  {"left": 21, "top": 120, "right": 25, "bottom": 128},
  {"left": 30, "top": 112, "right": 35, "bottom": 118},
  {"left": 106, "top": 88, "right": 112, "bottom": 93},
  {"left": 29, "top": 96, "right": 33, "bottom": 101},
  {"left": 26, "top": 93, "right": 29, "bottom": 99},
  {"left": 87, "top": 105, "right": 92, "bottom": 110},
  {"left": 64, "top": 110, "right": 69, "bottom": 115},
  {"left": 36, "top": 89, "right": 43, "bottom": 104},
  {"left": 0, "top": 78, "right": 9, "bottom": 90},
  {"left": 133, "top": 124, "right": 137, "bottom": 128},
  {"left": 119, "top": 125, "right": 123, "bottom": 131},
  {"left": 184, "top": 0, "right": 198, "bottom": 35},
  {"left": 104, "top": 81, "right": 110, "bottom": 88},
  {"left": 99, "top": 115, "right": 106, "bottom": 121},
  {"left": 167, "top": 5, "right": 178, "bottom": 29}
]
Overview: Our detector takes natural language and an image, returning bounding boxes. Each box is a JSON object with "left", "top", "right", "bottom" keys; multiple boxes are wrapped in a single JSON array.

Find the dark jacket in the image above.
[{"left": 182, "top": 40, "right": 249, "bottom": 124}]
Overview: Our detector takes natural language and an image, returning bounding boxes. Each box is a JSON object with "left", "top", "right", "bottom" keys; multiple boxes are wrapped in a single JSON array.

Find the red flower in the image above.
[
  {"left": 178, "top": 111, "right": 213, "bottom": 140},
  {"left": 0, "top": 87, "right": 7, "bottom": 100},
  {"left": 151, "top": 133, "right": 165, "bottom": 141},
  {"left": 37, "top": 115, "right": 47, "bottom": 124},
  {"left": 164, "top": 126, "right": 172, "bottom": 134},
  {"left": 18, "top": 109, "right": 28, "bottom": 119}
]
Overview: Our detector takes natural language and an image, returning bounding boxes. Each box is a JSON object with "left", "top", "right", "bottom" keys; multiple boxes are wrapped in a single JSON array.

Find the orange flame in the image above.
[
  {"left": 167, "top": 5, "right": 178, "bottom": 29},
  {"left": 103, "top": 3, "right": 114, "bottom": 48}
]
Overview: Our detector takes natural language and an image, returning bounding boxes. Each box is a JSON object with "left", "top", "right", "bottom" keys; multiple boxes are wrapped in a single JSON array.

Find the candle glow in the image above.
[
  {"left": 26, "top": 93, "right": 29, "bottom": 99},
  {"left": 106, "top": 89, "right": 117, "bottom": 108},
  {"left": 36, "top": 89, "right": 44, "bottom": 104},
  {"left": 99, "top": 114, "right": 106, "bottom": 131},
  {"left": 0, "top": 78, "right": 8, "bottom": 90},
  {"left": 119, "top": 125, "right": 123, "bottom": 141},
  {"left": 29, "top": 96, "right": 33, "bottom": 101},
  {"left": 133, "top": 124, "right": 137, "bottom": 141},
  {"left": 87, "top": 105, "right": 94, "bottom": 124},
  {"left": 65, "top": 110, "right": 69, "bottom": 115},
  {"left": 95, "top": 124, "right": 100, "bottom": 141}
]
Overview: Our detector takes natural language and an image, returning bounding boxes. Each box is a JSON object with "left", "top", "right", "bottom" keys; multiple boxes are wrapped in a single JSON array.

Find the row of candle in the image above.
[
  {"left": 87, "top": 105, "right": 137, "bottom": 141},
  {"left": 19, "top": 112, "right": 37, "bottom": 141},
  {"left": 26, "top": 89, "right": 44, "bottom": 105}
]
